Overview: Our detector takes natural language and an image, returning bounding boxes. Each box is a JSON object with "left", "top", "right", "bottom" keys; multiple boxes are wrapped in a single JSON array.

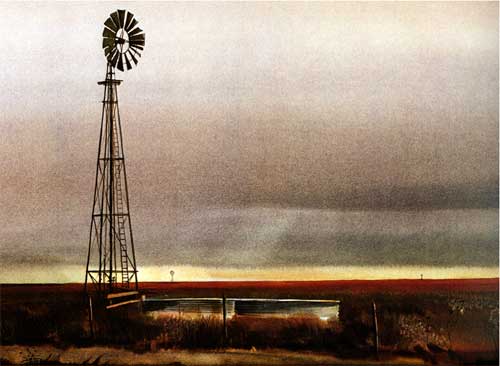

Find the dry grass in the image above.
[
  {"left": 139, "top": 313, "right": 341, "bottom": 351},
  {"left": 1, "top": 280, "right": 498, "bottom": 364}
]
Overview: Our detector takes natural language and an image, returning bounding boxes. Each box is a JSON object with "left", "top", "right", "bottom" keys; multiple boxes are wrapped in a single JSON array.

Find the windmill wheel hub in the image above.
[
  {"left": 116, "top": 35, "right": 127, "bottom": 45},
  {"left": 115, "top": 30, "right": 129, "bottom": 51}
]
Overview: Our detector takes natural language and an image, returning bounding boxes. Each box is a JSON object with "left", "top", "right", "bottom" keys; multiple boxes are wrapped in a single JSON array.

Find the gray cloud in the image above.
[
  {"left": 0, "top": 2, "right": 498, "bottom": 271},
  {"left": 1, "top": 207, "right": 497, "bottom": 268}
]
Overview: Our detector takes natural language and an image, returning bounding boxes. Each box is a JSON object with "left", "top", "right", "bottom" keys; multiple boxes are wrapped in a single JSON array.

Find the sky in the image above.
[{"left": 0, "top": 2, "right": 498, "bottom": 282}]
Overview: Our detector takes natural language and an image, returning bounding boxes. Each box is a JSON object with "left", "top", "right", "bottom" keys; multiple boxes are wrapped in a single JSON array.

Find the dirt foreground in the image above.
[{"left": 0, "top": 345, "right": 424, "bottom": 365}]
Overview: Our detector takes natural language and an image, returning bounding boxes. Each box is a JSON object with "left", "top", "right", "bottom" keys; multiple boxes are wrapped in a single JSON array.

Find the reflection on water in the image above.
[{"left": 144, "top": 298, "right": 340, "bottom": 320}]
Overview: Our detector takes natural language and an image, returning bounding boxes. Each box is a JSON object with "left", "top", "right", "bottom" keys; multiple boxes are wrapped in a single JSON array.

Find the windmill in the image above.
[{"left": 84, "top": 10, "right": 145, "bottom": 309}]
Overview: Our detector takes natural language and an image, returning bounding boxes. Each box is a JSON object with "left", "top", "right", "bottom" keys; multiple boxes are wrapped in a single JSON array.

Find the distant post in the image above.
[
  {"left": 170, "top": 270, "right": 175, "bottom": 282},
  {"left": 372, "top": 301, "right": 379, "bottom": 359},
  {"left": 222, "top": 293, "right": 228, "bottom": 345},
  {"left": 88, "top": 296, "right": 94, "bottom": 339}
]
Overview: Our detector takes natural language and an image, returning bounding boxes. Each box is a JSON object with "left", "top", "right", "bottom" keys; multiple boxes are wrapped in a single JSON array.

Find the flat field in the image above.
[
  {"left": 140, "top": 278, "right": 498, "bottom": 297},
  {"left": 1, "top": 278, "right": 498, "bottom": 365},
  {"left": 2, "top": 278, "right": 497, "bottom": 300}
]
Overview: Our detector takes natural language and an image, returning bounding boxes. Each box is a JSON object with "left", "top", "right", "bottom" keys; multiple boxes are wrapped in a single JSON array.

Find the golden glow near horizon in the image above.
[{"left": 1, "top": 265, "right": 498, "bottom": 283}]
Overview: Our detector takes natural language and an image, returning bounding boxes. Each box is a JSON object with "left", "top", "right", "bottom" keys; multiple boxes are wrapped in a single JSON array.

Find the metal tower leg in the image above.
[{"left": 85, "top": 64, "right": 139, "bottom": 300}]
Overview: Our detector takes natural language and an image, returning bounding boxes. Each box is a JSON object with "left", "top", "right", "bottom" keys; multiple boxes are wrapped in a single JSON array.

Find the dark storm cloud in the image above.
[
  {"left": 2, "top": 207, "right": 496, "bottom": 268},
  {"left": 132, "top": 208, "right": 499, "bottom": 268},
  {"left": 166, "top": 181, "right": 499, "bottom": 210}
]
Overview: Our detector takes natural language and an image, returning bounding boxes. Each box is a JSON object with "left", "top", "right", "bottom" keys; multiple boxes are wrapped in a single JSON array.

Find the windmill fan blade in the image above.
[
  {"left": 130, "top": 44, "right": 144, "bottom": 51},
  {"left": 111, "top": 50, "right": 120, "bottom": 67},
  {"left": 130, "top": 42, "right": 145, "bottom": 50},
  {"left": 127, "top": 51, "right": 138, "bottom": 65},
  {"left": 129, "top": 40, "right": 145, "bottom": 48},
  {"left": 130, "top": 38, "right": 144, "bottom": 47},
  {"left": 124, "top": 11, "right": 134, "bottom": 30},
  {"left": 117, "top": 10, "right": 126, "bottom": 28},
  {"left": 103, "top": 27, "right": 116, "bottom": 40},
  {"left": 128, "top": 27, "right": 143, "bottom": 37},
  {"left": 104, "top": 46, "right": 115, "bottom": 58},
  {"left": 129, "top": 33, "right": 145, "bottom": 42},
  {"left": 125, "top": 18, "right": 138, "bottom": 32},
  {"left": 105, "top": 43, "right": 117, "bottom": 56},
  {"left": 110, "top": 11, "right": 121, "bottom": 29},
  {"left": 108, "top": 49, "right": 115, "bottom": 64},
  {"left": 117, "top": 54, "right": 124, "bottom": 71},
  {"left": 103, "top": 36, "right": 115, "bottom": 49},
  {"left": 129, "top": 38, "right": 145, "bottom": 47},
  {"left": 129, "top": 48, "right": 142, "bottom": 60},
  {"left": 107, "top": 48, "right": 116, "bottom": 63},
  {"left": 104, "top": 46, "right": 114, "bottom": 57},
  {"left": 104, "top": 18, "right": 118, "bottom": 32},
  {"left": 124, "top": 53, "right": 132, "bottom": 70},
  {"left": 103, "top": 43, "right": 115, "bottom": 55},
  {"left": 129, "top": 45, "right": 139, "bottom": 53}
]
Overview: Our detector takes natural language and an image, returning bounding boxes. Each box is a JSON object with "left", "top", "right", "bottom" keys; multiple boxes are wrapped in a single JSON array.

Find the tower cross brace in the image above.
[{"left": 85, "top": 63, "right": 138, "bottom": 297}]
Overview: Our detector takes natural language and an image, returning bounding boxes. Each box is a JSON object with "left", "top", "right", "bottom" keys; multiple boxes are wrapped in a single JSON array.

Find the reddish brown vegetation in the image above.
[
  {"left": 140, "top": 278, "right": 499, "bottom": 298},
  {"left": 1, "top": 278, "right": 498, "bottom": 365},
  {"left": 3, "top": 278, "right": 496, "bottom": 301}
]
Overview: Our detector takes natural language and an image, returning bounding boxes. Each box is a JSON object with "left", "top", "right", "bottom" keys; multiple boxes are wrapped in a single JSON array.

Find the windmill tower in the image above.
[{"left": 84, "top": 9, "right": 145, "bottom": 306}]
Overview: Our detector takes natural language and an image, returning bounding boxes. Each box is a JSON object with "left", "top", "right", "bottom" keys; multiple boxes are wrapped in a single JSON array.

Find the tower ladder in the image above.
[{"left": 112, "top": 120, "right": 129, "bottom": 286}]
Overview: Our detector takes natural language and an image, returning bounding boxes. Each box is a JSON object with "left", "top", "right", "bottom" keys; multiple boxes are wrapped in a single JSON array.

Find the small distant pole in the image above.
[
  {"left": 372, "top": 301, "right": 379, "bottom": 359},
  {"left": 170, "top": 270, "right": 175, "bottom": 282},
  {"left": 88, "top": 296, "right": 94, "bottom": 339},
  {"left": 222, "top": 293, "right": 228, "bottom": 345},
  {"left": 421, "top": 274, "right": 423, "bottom": 280}
]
